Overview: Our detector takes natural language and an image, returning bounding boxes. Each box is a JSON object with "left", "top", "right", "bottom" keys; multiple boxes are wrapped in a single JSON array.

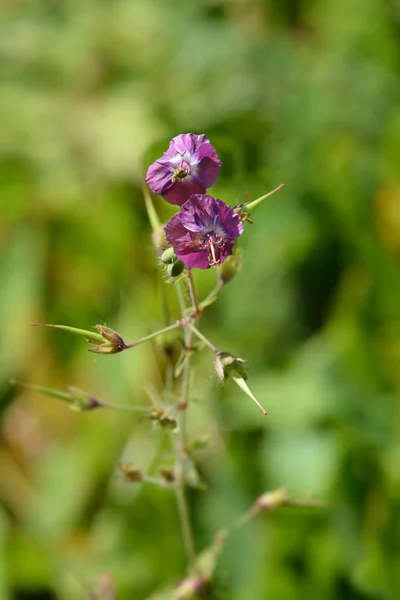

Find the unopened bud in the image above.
[
  {"left": 166, "top": 259, "right": 186, "bottom": 280},
  {"left": 218, "top": 248, "right": 242, "bottom": 285},
  {"left": 160, "top": 246, "right": 177, "bottom": 264},
  {"left": 215, "top": 352, "right": 247, "bottom": 383},
  {"left": 89, "top": 325, "right": 126, "bottom": 354},
  {"left": 119, "top": 463, "right": 143, "bottom": 482}
]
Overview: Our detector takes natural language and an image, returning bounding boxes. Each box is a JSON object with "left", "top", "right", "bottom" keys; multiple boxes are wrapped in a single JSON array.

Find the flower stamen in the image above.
[
  {"left": 208, "top": 240, "right": 218, "bottom": 266},
  {"left": 172, "top": 166, "right": 189, "bottom": 183}
]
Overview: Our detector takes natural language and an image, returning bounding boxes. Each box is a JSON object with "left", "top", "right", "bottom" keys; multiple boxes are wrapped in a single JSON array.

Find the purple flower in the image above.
[
  {"left": 146, "top": 133, "right": 222, "bottom": 206},
  {"left": 164, "top": 194, "right": 244, "bottom": 270}
]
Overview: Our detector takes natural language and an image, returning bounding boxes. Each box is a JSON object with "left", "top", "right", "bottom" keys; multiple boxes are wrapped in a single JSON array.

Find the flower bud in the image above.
[
  {"left": 218, "top": 248, "right": 242, "bottom": 285},
  {"left": 215, "top": 352, "right": 247, "bottom": 383},
  {"left": 89, "top": 325, "right": 126, "bottom": 354},
  {"left": 166, "top": 259, "right": 186, "bottom": 280},
  {"left": 161, "top": 246, "right": 178, "bottom": 264}
]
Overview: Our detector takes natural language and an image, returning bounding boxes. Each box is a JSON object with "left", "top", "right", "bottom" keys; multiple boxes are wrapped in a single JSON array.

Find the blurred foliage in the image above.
[{"left": 1, "top": 0, "right": 400, "bottom": 598}]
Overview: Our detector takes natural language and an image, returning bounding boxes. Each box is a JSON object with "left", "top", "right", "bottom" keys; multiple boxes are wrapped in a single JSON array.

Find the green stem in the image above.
[
  {"left": 199, "top": 281, "right": 223, "bottom": 310},
  {"left": 172, "top": 279, "right": 197, "bottom": 567},
  {"left": 187, "top": 271, "right": 201, "bottom": 317},
  {"left": 142, "top": 182, "right": 161, "bottom": 232},
  {"left": 176, "top": 281, "right": 187, "bottom": 317},
  {"left": 174, "top": 458, "right": 196, "bottom": 566},
  {"left": 242, "top": 183, "right": 284, "bottom": 212},
  {"left": 101, "top": 402, "right": 150, "bottom": 413},
  {"left": 125, "top": 321, "right": 184, "bottom": 349},
  {"left": 188, "top": 324, "right": 218, "bottom": 354},
  {"left": 142, "top": 476, "right": 172, "bottom": 487}
]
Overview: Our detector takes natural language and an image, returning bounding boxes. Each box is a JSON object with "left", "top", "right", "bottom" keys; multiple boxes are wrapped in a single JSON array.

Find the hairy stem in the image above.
[
  {"left": 187, "top": 270, "right": 201, "bottom": 317},
  {"left": 172, "top": 278, "right": 197, "bottom": 566}
]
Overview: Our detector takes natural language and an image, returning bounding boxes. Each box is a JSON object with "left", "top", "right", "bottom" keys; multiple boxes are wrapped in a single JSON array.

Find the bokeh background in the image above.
[{"left": 1, "top": 0, "right": 400, "bottom": 598}]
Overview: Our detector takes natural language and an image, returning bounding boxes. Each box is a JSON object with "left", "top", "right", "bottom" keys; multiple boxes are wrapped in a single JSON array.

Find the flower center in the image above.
[
  {"left": 171, "top": 151, "right": 192, "bottom": 183},
  {"left": 198, "top": 231, "right": 225, "bottom": 266}
]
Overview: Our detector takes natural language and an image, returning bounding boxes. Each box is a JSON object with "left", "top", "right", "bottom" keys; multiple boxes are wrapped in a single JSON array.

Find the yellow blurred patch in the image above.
[{"left": 375, "top": 184, "right": 400, "bottom": 254}]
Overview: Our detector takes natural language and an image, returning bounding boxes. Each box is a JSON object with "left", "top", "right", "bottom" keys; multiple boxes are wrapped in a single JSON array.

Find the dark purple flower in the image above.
[
  {"left": 164, "top": 194, "right": 243, "bottom": 270},
  {"left": 146, "top": 133, "right": 221, "bottom": 206}
]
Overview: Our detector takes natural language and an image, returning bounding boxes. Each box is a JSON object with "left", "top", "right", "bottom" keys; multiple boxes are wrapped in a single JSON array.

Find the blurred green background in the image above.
[{"left": 1, "top": 0, "right": 400, "bottom": 598}]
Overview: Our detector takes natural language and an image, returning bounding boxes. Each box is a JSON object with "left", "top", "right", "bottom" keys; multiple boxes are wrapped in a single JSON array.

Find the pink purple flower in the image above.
[
  {"left": 146, "top": 133, "right": 222, "bottom": 206},
  {"left": 164, "top": 194, "right": 243, "bottom": 270}
]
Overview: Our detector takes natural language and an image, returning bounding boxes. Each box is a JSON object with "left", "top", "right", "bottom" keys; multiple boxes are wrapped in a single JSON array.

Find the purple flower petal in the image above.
[
  {"left": 146, "top": 133, "right": 222, "bottom": 206},
  {"left": 164, "top": 194, "right": 243, "bottom": 270},
  {"left": 163, "top": 178, "right": 206, "bottom": 206}
]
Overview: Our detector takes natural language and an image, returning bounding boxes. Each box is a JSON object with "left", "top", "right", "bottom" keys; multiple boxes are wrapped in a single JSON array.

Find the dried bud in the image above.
[
  {"left": 119, "top": 463, "right": 143, "bottom": 482},
  {"left": 66, "top": 386, "right": 102, "bottom": 411},
  {"left": 89, "top": 325, "right": 126, "bottom": 354},
  {"left": 255, "top": 488, "right": 291, "bottom": 512},
  {"left": 174, "top": 576, "right": 212, "bottom": 599},
  {"left": 218, "top": 248, "right": 242, "bottom": 285},
  {"left": 233, "top": 204, "right": 254, "bottom": 224},
  {"left": 215, "top": 352, "right": 247, "bottom": 383},
  {"left": 159, "top": 466, "right": 176, "bottom": 484},
  {"left": 149, "top": 406, "right": 178, "bottom": 430},
  {"left": 215, "top": 352, "right": 267, "bottom": 415}
]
